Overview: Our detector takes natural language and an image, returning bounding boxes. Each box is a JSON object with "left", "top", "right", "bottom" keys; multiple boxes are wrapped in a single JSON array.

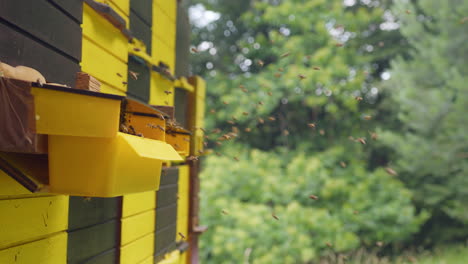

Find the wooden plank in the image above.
[
  {"left": 175, "top": 4, "right": 190, "bottom": 78},
  {"left": 120, "top": 233, "right": 154, "bottom": 264},
  {"left": 68, "top": 196, "right": 121, "bottom": 231},
  {"left": 127, "top": 55, "right": 151, "bottom": 103},
  {"left": 130, "top": 10, "right": 152, "bottom": 54},
  {"left": 174, "top": 88, "right": 189, "bottom": 128},
  {"left": 121, "top": 210, "right": 155, "bottom": 246},
  {"left": 122, "top": 191, "right": 156, "bottom": 218},
  {"left": 48, "top": 0, "right": 84, "bottom": 23},
  {"left": 0, "top": 232, "right": 67, "bottom": 264},
  {"left": 130, "top": 0, "right": 152, "bottom": 26},
  {"left": 82, "top": 248, "right": 118, "bottom": 264},
  {"left": 67, "top": 220, "right": 120, "bottom": 264},
  {"left": 160, "top": 167, "right": 179, "bottom": 186},
  {"left": 155, "top": 223, "right": 177, "bottom": 258},
  {"left": 0, "top": 23, "right": 80, "bottom": 86},
  {"left": 156, "top": 184, "right": 178, "bottom": 209},
  {"left": 156, "top": 203, "right": 177, "bottom": 231},
  {"left": 0, "top": 0, "right": 82, "bottom": 61},
  {"left": 0, "top": 195, "right": 69, "bottom": 249}
]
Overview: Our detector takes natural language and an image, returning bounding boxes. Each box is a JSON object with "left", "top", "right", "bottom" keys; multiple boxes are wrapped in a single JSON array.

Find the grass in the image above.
[{"left": 319, "top": 243, "right": 468, "bottom": 264}]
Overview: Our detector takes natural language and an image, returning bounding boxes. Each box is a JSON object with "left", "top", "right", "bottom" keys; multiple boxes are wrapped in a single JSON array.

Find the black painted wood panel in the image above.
[
  {"left": 130, "top": 11, "right": 152, "bottom": 55},
  {"left": 156, "top": 184, "right": 178, "bottom": 209},
  {"left": 174, "top": 88, "right": 189, "bottom": 128},
  {"left": 81, "top": 248, "right": 118, "bottom": 264},
  {"left": 160, "top": 167, "right": 179, "bottom": 186},
  {"left": 155, "top": 204, "right": 177, "bottom": 231},
  {"left": 0, "top": 0, "right": 82, "bottom": 61},
  {"left": 48, "top": 0, "right": 84, "bottom": 23},
  {"left": 130, "top": 0, "right": 152, "bottom": 26},
  {"left": 127, "top": 55, "right": 151, "bottom": 102},
  {"left": 0, "top": 22, "right": 80, "bottom": 86},
  {"left": 154, "top": 223, "right": 177, "bottom": 259},
  {"left": 68, "top": 196, "right": 121, "bottom": 231},
  {"left": 175, "top": 3, "right": 190, "bottom": 78},
  {"left": 67, "top": 220, "right": 120, "bottom": 264}
]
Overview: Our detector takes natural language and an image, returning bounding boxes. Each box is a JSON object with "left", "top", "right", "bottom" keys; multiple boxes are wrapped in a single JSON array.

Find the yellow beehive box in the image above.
[
  {"left": 152, "top": 35, "right": 176, "bottom": 74},
  {"left": 176, "top": 165, "right": 189, "bottom": 241},
  {"left": 120, "top": 233, "right": 154, "bottom": 264},
  {"left": 0, "top": 232, "right": 67, "bottom": 264},
  {"left": 31, "top": 85, "right": 122, "bottom": 138},
  {"left": 0, "top": 195, "right": 69, "bottom": 249},
  {"left": 48, "top": 132, "right": 183, "bottom": 197},
  {"left": 122, "top": 191, "right": 156, "bottom": 218},
  {"left": 121, "top": 210, "right": 155, "bottom": 246},
  {"left": 152, "top": 5, "right": 176, "bottom": 49},
  {"left": 165, "top": 129, "right": 191, "bottom": 157},
  {"left": 158, "top": 250, "right": 180, "bottom": 264},
  {"left": 154, "top": 0, "right": 177, "bottom": 21},
  {"left": 150, "top": 71, "right": 175, "bottom": 106}
]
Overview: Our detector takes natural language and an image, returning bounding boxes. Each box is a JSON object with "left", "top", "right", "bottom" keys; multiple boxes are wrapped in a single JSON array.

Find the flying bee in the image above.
[
  {"left": 183, "top": 138, "right": 190, "bottom": 142},
  {"left": 363, "top": 115, "right": 372, "bottom": 120},
  {"left": 227, "top": 120, "right": 235, "bottom": 125},
  {"left": 319, "top": 129, "right": 325, "bottom": 135},
  {"left": 355, "top": 96, "right": 363, "bottom": 101},
  {"left": 309, "top": 195, "right": 319, "bottom": 200},
  {"left": 164, "top": 100, "right": 169, "bottom": 105},
  {"left": 242, "top": 112, "right": 249, "bottom": 116},
  {"left": 385, "top": 167, "right": 398, "bottom": 176},
  {"left": 378, "top": 41, "right": 385, "bottom": 47},
  {"left": 274, "top": 72, "right": 282, "bottom": 78},
  {"left": 241, "top": 88, "right": 249, "bottom": 93},
  {"left": 257, "top": 60, "right": 264, "bottom": 67},
  {"left": 268, "top": 116, "right": 276, "bottom": 121},
  {"left": 335, "top": 43, "right": 344, "bottom": 47},
  {"left": 233, "top": 156, "right": 239, "bottom": 161},
  {"left": 283, "top": 130, "right": 289, "bottom": 136},
  {"left": 186, "top": 156, "right": 198, "bottom": 161},
  {"left": 122, "top": 81, "right": 128, "bottom": 85},
  {"left": 211, "top": 128, "right": 221, "bottom": 134},
  {"left": 133, "top": 47, "right": 141, "bottom": 52},
  {"left": 198, "top": 127, "right": 206, "bottom": 133},
  {"left": 405, "top": 10, "right": 411, "bottom": 14},
  {"left": 203, "top": 142, "right": 208, "bottom": 147},
  {"left": 313, "top": 66, "right": 321, "bottom": 70},
  {"left": 280, "top": 52, "right": 290, "bottom": 58},
  {"left": 174, "top": 144, "right": 180, "bottom": 149},
  {"left": 215, "top": 142, "right": 222, "bottom": 146},
  {"left": 221, "top": 209, "right": 229, "bottom": 215},
  {"left": 353, "top": 210, "right": 359, "bottom": 215},
  {"left": 326, "top": 242, "right": 333, "bottom": 248},
  {"left": 307, "top": 123, "right": 316, "bottom": 128},
  {"left": 156, "top": 125, "right": 165, "bottom": 132},
  {"left": 178, "top": 232, "right": 186, "bottom": 240},
  {"left": 272, "top": 213, "right": 279, "bottom": 220},
  {"left": 258, "top": 118, "right": 265, "bottom": 124},
  {"left": 369, "top": 131, "right": 378, "bottom": 140},
  {"left": 210, "top": 109, "right": 216, "bottom": 114},
  {"left": 356, "top": 137, "right": 366, "bottom": 145},
  {"left": 191, "top": 47, "right": 199, "bottom": 53},
  {"left": 258, "top": 101, "right": 264, "bottom": 105},
  {"left": 298, "top": 74, "right": 306, "bottom": 80},
  {"left": 164, "top": 90, "right": 172, "bottom": 95},
  {"left": 245, "top": 127, "right": 251, "bottom": 132},
  {"left": 340, "top": 161, "right": 347, "bottom": 168},
  {"left": 116, "top": 73, "right": 123, "bottom": 77},
  {"left": 267, "top": 91, "right": 273, "bottom": 96},
  {"left": 278, "top": 67, "right": 284, "bottom": 72},
  {"left": 223, "top": 101, "right": 229, "bottom": 105},
  {"left": 129, "top": 71, "right": 139, "bottom": 80},
  {"left": 216, "top": 152, "right": 222, "bottom": 156},
  {"left": 198, "top": 150, "right": 204, "bottom": 155}
]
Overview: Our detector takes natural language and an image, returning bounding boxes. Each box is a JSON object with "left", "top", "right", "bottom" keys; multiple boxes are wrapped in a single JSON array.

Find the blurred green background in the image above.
[{"left": 187, "top": 0, "right": 468, "bottom": 263}]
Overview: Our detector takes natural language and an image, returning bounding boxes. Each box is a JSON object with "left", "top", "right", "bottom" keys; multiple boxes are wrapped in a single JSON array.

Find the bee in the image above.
[
  {"left": 355, "top": 96, "right": 363, "bottom": 101},
  {"left": 211, "top": 128, "right": 221, "bottom": 134},
  {"left": 116, "top": 73, "right": 123, "bottom": 77},
  {"left": 353, "top": 210, "right": 359, "bottom": 215},
  {"left": 133, "top": 47, "right": 141, "bottom": 52},
  {"left": 242, "top": 112, "right": 249, "bottom": 116},
  {"left": 258, "top": 118, "right": 265, "bottom": 124},
  {"left": 215, "top": 142, "right": 222, "bottom": 146},
  {"left": 280, "top": 52, "right": 290, "bottom": 58},
  {"left": 231, "top": 127, "right": 239, "bottom": 133},
  {"left": 309, "top": 194, "right": 319, "bottom": 200},
  {"left": 385, "top": 167, "right": 398, "bottom": 176},
  {"left": 298, "top": 74, "right": 306, "bottom": 80},
  {"left": 210, "top": 109, "right": 216, "bottom": 114},
  {"left": 272, "top": 213, "right": 279, "bottom": 220},
  {"left": 223, "top": 101, "right": 229, "bottom": 105},
  {"left": 216, "top": 152, "right": 222, "bottom": 156},
  {"left": 313, "top": 66, "right": 321, "bottom": 70},
  {"left": 369, "top": 131, "right": 378, "bottom": 140},
  {"left": 356, "top": 137, "right": 366, "bottom": 145},
  {"left": 156, "top": 125, "right": 165, "bottom": 132},
  {"left": 164, "top": 90, "right": 172, "bottom": 95},
  {"left": 267, "top": 91, "right": 273, "bottom": 96},
  {"left": 164, "top": 100, "right": 169, "bottom": 105},
  {"left": 204, "top": 135, "right": 210, "bottom": 139},
  {"left": 405, "top": 10, "right": 411, "bottom": 14},
  {"left": 241, "top": 88, "right": 249, "bottom": 93},
  {"left": 137, "top": 133, "right": 144, "bottom": 137},
  {"left": 307, "top": 123, "right": 316, "bottom": 128},
  {"left": 232, "top": 116, "right": 238, "bottom": 121},
  {"left": 278, "top": 67, "right": 284, "bottom": 72},
  {"left": 174, "top": 144, "right": 180, "bottom": 149},
  {"left": 363, "top": 115, "right": 372, "bottom": 120},
  {"left": 83, "top": 197, "right": 92, "bottom": 202},
  {"left": 233, "top": 156, "right": 239, "bottom": 161},
  {"left": 335, "top": 43, "right": 344, "bottom": 47},
  {"left": 191, "top": 47, "right": 199, "bottom": 53},
  {"left": 326, "top": 242, "right": 333, "bottom": 248},
  {"left": 198, "top": 150, "right": 204, "bottom": 155},
  {"left": 319, "top": 129, "right": 325, "bottom": 135},
  {"left": 198, "top": 127, "right": 206, "bottom": 133},
  {"left": 258, "top": 101, "right": 264, "bottom": 105},
  {"left": 227, "top": 120, "right": 235, "bottom": 125},
  {"left": 376, "top": 241, "right": 383, "bottom": 247},
  {"left": 203, "top": 142, "right": 208, "bottom": 147},
  {"left": 120, "top": 124, "right": 129, "bottom": 133},
  {"left": 283, "top": 130, "right": 289, "bottom": 136},
  {"left": 129, "top": 71, "right": 139, "bottom": 80},
  {"left": 221, "top": 209, "right": 229, "bottom": 215},
  {"left": 122, "top": 81, "right": 128, "bottom": 85},
  {"left": 257, "top": 60, "right": 264, "bottom": 67},
  {"left": 245, "top": 127, "right": 251, "bottom": 132},
  {"left": 274, "top": 72, "right": 282, "bottom": 78},
  {"left": 378, "top": 41, "right": 385, "bottom": 47},
  {"left": 268, "top": 116, "right": 276, "bottom": 121},
  {"left": 178, "top": 232, "right": 186, "bottom": 240},
  {"left": 186, "top": 156, "right": 198, "bottom": 161},
  {"left": 340, "top": 161, "right": 347, "bottom": 168}
]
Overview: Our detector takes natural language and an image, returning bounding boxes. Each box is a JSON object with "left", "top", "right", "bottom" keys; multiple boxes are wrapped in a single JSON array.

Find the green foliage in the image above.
[{"left": 378, "top": 0, "right": 468, "bottom": 243}]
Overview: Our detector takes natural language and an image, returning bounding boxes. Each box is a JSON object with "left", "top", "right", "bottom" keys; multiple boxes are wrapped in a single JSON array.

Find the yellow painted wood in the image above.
[
  {"left": 122, "top": 191, "right": 156, "bottom": 218},
  {"left": 179, "top": 252, "right": 188, "bottom": 264},
  {"left": 178, "top": 165, "right": 189, "bottom": 193},
  {"left": 174, "top": 77, "right": 195, "bottom": 92},
  {"left": 48, "top": 133, "right": 182, "bottom": 197},
  {"left": 138, "top": 255, "right": 154, "bottom": 264},
  {"left": 0, "top": 170, "right": 31, "bottom": 197},
  {"left": 154, "top": 0, "right": 177, "bottom": 21},
  {"left": 152, "top": 35, "right": 175, "bottom": 74},
  {"left": 158, "top": 250, "right": 180, "bottom": 264},
  {"left": 121, "top": 210, "right": 155, "bottom": 246},
  {"left": 0, "top": 232, "right": 67, "bottom": 264},
  {"left": 177, "top": 165, "right": 189, "bottom": 242},
  {"left": 100, "top": 82, "right": 127, "bottom": 96},
  {"left": 81, "top": 37, "right": 128, "bottom": 92},
  {"left": 152, "top": 7, "right": 176, "bottom": 49},
  {"left": 120, "top": 233, "right": 154, "bottom": 264},
  {"left": 31, "top": 86, "right": 121, "bottom": 138},
  {"left": 0, "top": 196, "right": 68, "bottom": 249},
  {"left": 150, "top": 71, "right": 174, "bottom": 106},
  {"left": 124, "top": 113, "right": 166, "bottom": 141},
  {"left": 83, "top": 4, "right": 129, "bottom": 62},
  {"left": 165, "top": 133, "right": 190, "bottom": 157}
]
